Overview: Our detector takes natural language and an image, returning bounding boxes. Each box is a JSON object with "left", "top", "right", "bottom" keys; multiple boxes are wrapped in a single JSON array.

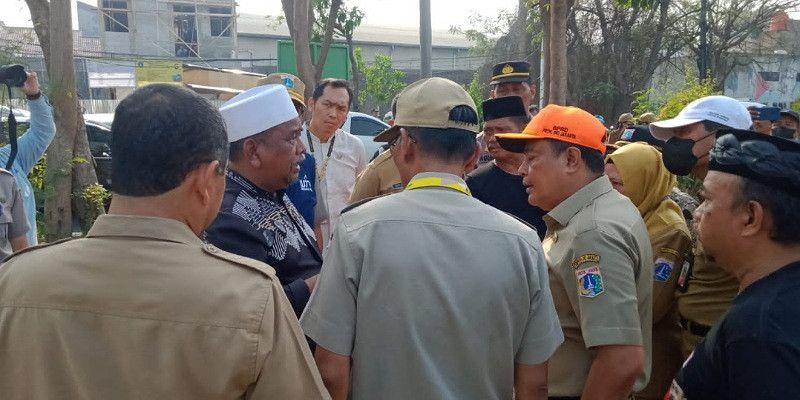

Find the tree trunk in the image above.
[
  {"left": 289, "top": 0, "right": 316, "bottom": 101},
  {"left": 548, "top": 0, "right": 568, "bottom": 105},
  {"left": 347, "top": 38, "right": 361, "bottom": 111},
  {"left": 26, "top": 0, "right": 51, "bottom": 68},
  {"left": 314, "top": 0, "right": 342, "bottom": 83},
  {"left": 540, "top": 0, "right": 551, "bottom": 105},
  {"left": 72, "top": 113, "right": 103, "bottom": 233},
  {"left": 43, "top": 0, "right": 79, "bottom": 240}
]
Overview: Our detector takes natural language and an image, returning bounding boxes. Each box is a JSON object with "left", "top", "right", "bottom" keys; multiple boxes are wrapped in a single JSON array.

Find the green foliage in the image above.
[
  {"left": 357, "top": 50, "right": 405, "bottom": 110},
  {"left": 791, "top": 97, "right": 800, "bottom": 113},
  {"left": 449, "top": 10, "right": 516, "bottom": 56},
  {"left": 80, "top": 183, "right": 110, "bottom": 214},
  {"left": 465, "top": 71, "right": 485, "bottom": 127},
  {"left": 656, "top": 71, "right": 718, "bottom": 120},
  {"left": 631, "top": 88, "right": 658, "bottom": 116},
  {"left": 313, "top": 0, "right": 364, "bottom": 41}
]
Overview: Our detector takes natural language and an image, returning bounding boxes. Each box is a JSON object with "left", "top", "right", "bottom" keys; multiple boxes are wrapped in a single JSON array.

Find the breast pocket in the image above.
[{"left": 328, "top": 151, "right": 359, "bottom": 196}]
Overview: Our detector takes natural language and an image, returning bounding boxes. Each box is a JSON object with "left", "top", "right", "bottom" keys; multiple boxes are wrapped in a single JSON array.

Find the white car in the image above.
[{"left": 342, "top": 111, "right": 390, "bottom": 158}]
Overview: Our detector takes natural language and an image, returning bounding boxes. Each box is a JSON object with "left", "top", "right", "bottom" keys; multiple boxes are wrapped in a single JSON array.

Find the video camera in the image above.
[
  {"left": 0, "top": 64, "right": 27, "bottom": 170},
  {"left": 0, "top": 64, "right": 26, "bottom": 88}
]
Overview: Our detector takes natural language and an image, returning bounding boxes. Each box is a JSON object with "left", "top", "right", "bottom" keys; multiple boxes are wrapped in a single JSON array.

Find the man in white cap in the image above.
[
  {"left": 206, "top": 85, "right": 322, "bottom": 318},
  {"left": 649, "top": 95, "right": 752, "bottom": 357},
  {"left": 301, "top": 77, "right": 562, "bottom": 400}
]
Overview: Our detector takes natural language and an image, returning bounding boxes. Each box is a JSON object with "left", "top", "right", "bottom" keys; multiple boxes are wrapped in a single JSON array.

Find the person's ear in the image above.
[
  {"left": 185, "top": 161, "right": 222, "bottom": 207},
  {"left": 563, "top": 146, "right": 582, "bottom": 173},
  {"left": 463, "top": 142, "right": 481, "bottom": 173},
  {"left": 242, "top": 137, "right": 262, "bottom": 168},
  {"left": 741, "top": 200, "right": 766, "bottom": 238},
  {"left": 398, "top": 128, "right": 415, "bottom": 159}
]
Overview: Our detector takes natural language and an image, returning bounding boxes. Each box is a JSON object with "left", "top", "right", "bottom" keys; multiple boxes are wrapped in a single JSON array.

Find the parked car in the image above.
[
  {"left": 0, "top": 105, "right": 31, "bottom": 120},
  {"left": 11, "top": 115, "right": 113, "bottom": 190},
  {"left": 342, "top": 112, "right": 390, "bottom": 157}
]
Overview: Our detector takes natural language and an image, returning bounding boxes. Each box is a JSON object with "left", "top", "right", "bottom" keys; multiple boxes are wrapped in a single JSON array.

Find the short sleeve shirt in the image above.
[
  {"left": 301, "top": 172, "right": 563, "bottom": 400},
  {"left": 285, "top": 153, "right": 317, "bottom": 227},
  {"left": 671, "top": 261, "right": 800, "bottom": 400},
  {"left": 348, "top": 149, "right": 403, "bottom": 204},
  {"left": 302, "top": 128, "right": 367, "bottom": 241},
  {"left": 543, "top": 176, "right": 653, "bottom": 396},
  {"left": 0, "top": 169, "right": 29, "bottom": 260}
]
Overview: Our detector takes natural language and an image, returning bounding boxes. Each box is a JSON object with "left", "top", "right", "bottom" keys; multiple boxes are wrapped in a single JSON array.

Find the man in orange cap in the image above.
[{"left": 497, "top": 105, "right": 653, "bottom": 400}]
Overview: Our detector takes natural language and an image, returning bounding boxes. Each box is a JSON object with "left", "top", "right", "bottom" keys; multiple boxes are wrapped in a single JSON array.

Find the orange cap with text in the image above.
[{"left": 496, "top": 104, "right": 607, "bottom": 154}]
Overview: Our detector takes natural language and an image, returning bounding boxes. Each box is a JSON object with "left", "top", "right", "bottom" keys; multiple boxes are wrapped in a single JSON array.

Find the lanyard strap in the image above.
[
  {"left": 405, "top": 176, "right": 472, "bottom": 196},
  {"left": 306, "top": 129, "right": 336, "bottom": 183}
]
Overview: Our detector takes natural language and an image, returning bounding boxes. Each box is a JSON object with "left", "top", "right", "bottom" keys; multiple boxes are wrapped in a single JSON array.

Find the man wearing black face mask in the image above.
[
  {"left": 650, "top": 95, "right": 752, "bottom": 358},
  {"left": 773, "top": 110, "right": 799, "bottom": 140}
]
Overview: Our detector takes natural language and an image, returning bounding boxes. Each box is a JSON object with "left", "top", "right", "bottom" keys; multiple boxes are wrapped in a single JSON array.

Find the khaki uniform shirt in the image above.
[
  {"left": 544, "top": 176, "right": 653, "bottom": 397},
  {"left": 677, "top": 243, "right": 739, "bottom": 327},
  {"left": 0, "top": 215, "right": 329, "bottom": 400},
  {"left": 301, "top": 172, "right": 563, "bottom": 400},
  {"left": 637, "top": 228, "right": 692, "bottom": 399},
  {"left": 348, "top": 149, "right": 402, "bottom": 204}
]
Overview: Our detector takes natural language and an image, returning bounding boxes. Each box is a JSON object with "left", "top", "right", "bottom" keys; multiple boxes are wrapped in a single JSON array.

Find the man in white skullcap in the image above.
[{"left": 205, "top": 85, "right": 322, "bottom": 318}]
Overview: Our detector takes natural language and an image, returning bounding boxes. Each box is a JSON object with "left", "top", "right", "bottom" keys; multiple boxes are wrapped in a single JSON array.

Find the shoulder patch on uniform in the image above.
[
  {"left": 572, "top": 253, "right": 600, "bottom": 269},
  {"left": 201, "top": 243, "right": 277, "bottom": 279},
  {"left": 4, "top": 237, "right": 75, "bottom": 262},
  {"left": 654, "top": 257, "right": 675, "bottom": 282},
  {"left": 341, "top": 195, "right": 381, "bottom": 215},
  {"left": 576, "top": 266, "right": 604, "bottom": 298}
]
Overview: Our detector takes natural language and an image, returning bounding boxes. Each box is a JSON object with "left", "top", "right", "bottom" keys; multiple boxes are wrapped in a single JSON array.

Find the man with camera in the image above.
[{"left": 0, "top": 66, "right": 56, "bottom": 245}]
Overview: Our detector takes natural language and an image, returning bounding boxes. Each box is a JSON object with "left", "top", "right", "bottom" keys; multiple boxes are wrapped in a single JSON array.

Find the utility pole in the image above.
[
  {"left": 419, "top": 0, "right": 432, "bottom": 78},
  {"left": 699, "top": 0, "right": 709, "bottom": 80}
]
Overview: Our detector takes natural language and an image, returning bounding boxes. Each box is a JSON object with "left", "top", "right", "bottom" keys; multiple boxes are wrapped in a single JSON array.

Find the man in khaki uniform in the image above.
[
  {"left": 498, "top": 105, "right": 653, "bottom": 399},
  {"left": 348, "top": 147, "right": 403, "bottom": 203},
  {"left": 649, "top": 95, "right": 752, "bottom": 356},
  {"left": 302, "top": 77, "right": 563, "bottom": 400},
  {"left": 0, "top": 84, "right": 329, "bottom": 400}
]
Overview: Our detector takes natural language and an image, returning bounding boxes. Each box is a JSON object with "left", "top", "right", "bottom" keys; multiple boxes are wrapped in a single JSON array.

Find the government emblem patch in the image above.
[{"left": 576, "top": 266, "right": 604, "bottom": 298}]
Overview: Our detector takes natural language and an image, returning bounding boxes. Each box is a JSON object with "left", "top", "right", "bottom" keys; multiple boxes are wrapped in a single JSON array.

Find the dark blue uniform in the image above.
[
  {"left": 285, "top": 153, "right": 316, "bottom": 227},
  {"left": 205, "top": 170, "right": 322, "bottom": 317},
  {"left": 672, "top": 261, "right": 800, "bottom": 399}
]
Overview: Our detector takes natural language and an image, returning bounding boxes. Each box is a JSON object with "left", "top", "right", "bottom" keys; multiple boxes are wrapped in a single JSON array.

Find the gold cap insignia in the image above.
[{"left": 502, "top": 64, "right": 514, "bottom": 74}]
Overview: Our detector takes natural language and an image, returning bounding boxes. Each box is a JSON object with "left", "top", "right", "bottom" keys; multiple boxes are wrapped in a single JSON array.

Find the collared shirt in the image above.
[
  {"left": 301, "top": 172, "right": 563, "bottom": 400},
  {"left": 205, "top": 170, "right": 322, "bottom": 317},
  {"left": 348, "top": 148, "right": 403, "bottom": 204},
  {"left": 0, "top": 214, "right": 329, "bottom": 400},
  {"left": 301, "top": 127, "right": 367, "bottom": 241},
  {"left": 543, "top": 175, "right": 653, "bottom": 396},
  {"left": 0, "top": 96, "right": 56, "bottom": 244},
  {"left": 0, "top": 169, "right": 29, "bottom": 260},
  {"left": 466, "top": 161, "right": 547, "bottom": 239}
]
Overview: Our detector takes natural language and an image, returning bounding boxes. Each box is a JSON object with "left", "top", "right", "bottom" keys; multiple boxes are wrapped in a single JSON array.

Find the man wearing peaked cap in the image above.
[
  {"left": 302, "top": 77, "right": 563, "bottom": 400},
  {"left": 490, "top": 60, "right": 537, "bottom": 111},
  {"left": 466, "top": 96, "right": 547, "bottom": 239},
  {"left": 497, "top": 104, "right": 654, "bottom": 399},
  {"left": 671, "top": 130, "right": 800, "bottom": 399},
  {"left": 206, "top": 84, "right": 323, "bottom": 319},
  {"left": 261, "top": 73, "right": 318, "bottom": 228},
  {"left": 648, "top": 95, "right": 751, "bottom": 358},
  {"left": 0, "top": 84, "right": 328, "bottom": 399}
]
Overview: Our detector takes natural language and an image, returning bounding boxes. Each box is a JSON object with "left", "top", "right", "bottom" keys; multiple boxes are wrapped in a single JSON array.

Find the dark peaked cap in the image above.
[{"left": 482, "top": 96, "right": 527, "bottom": 122}]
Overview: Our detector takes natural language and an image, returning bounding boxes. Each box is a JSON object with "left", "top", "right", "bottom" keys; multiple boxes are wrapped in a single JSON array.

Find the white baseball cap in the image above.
[
  {"left": 650, "top": 95, "right": 751, "bottom": 140},
  {"left": 219, "top": 84, "right": 298, "bottom": 143}
]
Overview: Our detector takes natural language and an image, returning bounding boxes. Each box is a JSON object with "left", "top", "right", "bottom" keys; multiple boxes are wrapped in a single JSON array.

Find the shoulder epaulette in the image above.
[
  {"left": 340, "top": 195, "right": 382, "bottom": 215},
  {"left": 201, "top": 243, "right": 278, "bottom": 279},
  {"left": 4, "top": 237, "right": 75, "bottom": 262}
]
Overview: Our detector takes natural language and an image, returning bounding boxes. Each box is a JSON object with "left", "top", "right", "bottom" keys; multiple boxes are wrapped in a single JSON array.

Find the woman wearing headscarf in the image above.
[{"left": 605, "top": 142, "right": 692, "bottom": 400}]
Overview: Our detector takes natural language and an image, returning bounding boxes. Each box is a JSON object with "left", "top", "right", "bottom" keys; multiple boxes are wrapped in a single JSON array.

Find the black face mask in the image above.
[
  {"left": 772, "top": 126, "right": 796, "bottom": 140},
  {"left": 661, "top": 133, "right": 713, "bottom": 176}
]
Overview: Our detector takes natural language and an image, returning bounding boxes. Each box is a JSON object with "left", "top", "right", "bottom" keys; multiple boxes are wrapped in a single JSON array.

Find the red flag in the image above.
[{"left": 755, "top": 72, "right": 768, "bottom": 100}]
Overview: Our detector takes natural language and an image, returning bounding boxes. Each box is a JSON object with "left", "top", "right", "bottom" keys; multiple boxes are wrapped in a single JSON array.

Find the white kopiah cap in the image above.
[
  {"left": 649, "top": 95, "right": 751, "bottom": 140},
  {"left": 219, "top": 85, "right": 298, "bottom": 143}
]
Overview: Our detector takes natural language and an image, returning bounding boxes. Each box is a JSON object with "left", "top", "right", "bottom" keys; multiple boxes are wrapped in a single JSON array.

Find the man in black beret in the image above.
[
  {"left": 671, "top": 130, "right": 800, "bottom": 399},
  {"left": 466, "top": 96, "right": 547, "bottom": 239}
]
